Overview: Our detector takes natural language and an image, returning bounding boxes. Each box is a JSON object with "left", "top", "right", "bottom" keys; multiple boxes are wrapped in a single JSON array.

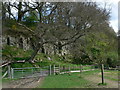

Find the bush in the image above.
[{"left": 106, "top": 52, "right": 118, "bottom": 68}]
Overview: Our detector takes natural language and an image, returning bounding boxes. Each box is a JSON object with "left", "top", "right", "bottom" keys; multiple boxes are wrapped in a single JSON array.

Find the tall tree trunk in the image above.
[{"left": 101, "top": 64, "right": 104, "bottom": 84}]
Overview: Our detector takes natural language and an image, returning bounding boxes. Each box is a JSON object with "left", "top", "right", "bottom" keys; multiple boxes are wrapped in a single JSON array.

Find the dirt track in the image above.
[
  {"left": 2, "top": 77, "right": 44, "bottom": 88},
  {"left": 83, "top": 73, "right": 118, "bottom": 88}
]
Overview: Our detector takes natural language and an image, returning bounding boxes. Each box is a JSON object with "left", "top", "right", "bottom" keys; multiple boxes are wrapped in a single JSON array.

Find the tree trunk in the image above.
[
  {"left": 17, "top": 2, "right": 22, "bottom": 22},
  {"left": 29, "top": 43, "right": 42, "bottom": 62},
  {"left": 101, "top": 64, "right": 104, "bottom": 84}
]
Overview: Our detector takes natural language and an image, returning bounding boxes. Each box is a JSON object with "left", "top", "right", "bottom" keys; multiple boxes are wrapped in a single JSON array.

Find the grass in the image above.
[
  {"left": 38, "top": 73, "right": 94, "bottom": 88},
  {"left": 81, "top": 69, "right": 100, "bottom": 75},
  {"left": 37, "top": 69, "right": 118, "bottom": 88},
  {"left": 98, "top": 83, "right": 107, "bottom": 86},
  {"left": 82, "top": 65, "right": 94, "bottom": 70}
]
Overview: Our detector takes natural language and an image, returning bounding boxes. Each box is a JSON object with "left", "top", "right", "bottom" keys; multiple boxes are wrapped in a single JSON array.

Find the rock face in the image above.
[
  {"left": 2, "top": 35, "right": 70, "bottom": 55},
  {"left": 2, "top": 35, "right": 31, "bottom": 50}
]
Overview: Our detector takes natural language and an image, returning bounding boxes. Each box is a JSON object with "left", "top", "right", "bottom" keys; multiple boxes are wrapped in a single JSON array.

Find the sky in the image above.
[
  {"left": 10, "top": 0, "right": 119, "bottom": 33},
  {"left": 108, "top": 0, "right": 119, "bottom": 33},
  {"left": 96, "top": 0, "right": 119, "bottom": 33}
]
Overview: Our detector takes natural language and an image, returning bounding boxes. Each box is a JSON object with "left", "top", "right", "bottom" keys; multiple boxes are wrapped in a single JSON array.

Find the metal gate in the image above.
[{"left": 11, "top": 66, "right": 50, "bottom": 78}]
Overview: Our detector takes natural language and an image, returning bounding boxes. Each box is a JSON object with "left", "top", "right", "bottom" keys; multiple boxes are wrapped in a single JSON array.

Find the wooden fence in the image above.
[{"left": 2, "top": 65, "right": 96, "bottom": 79}]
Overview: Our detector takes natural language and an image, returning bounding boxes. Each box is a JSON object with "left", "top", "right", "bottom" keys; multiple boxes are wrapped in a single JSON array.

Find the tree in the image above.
[
  {"left": 3, "top": 2, "right": 111, "bottom": 64},
  {"left": 86, "top": 32, "right": 117, "bottom": 84}
]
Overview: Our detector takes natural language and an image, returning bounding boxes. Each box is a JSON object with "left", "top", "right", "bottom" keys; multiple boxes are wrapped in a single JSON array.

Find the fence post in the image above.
[
  {"left": 22, "top": 69, "right": 23, "bottom": 74},
  {"left": 63, "top": 66, "right": 65, "bottom": 71},
  {"left": 32, "top": 68, "right": 33, "bottom": 74},
  {"left": 69, "top": 66, "right": 70, "bottom": 72},
  {"left": 54, "top": 65, "right": 55, "bottom": 75},
  {"left": 41, "top": 68, "right": 42, "bottom": 76},
  {"left": 11, "top": 68, "right": 14, "bottom": 79},
  {"left": 92, "top": 65, "right": 95, "bottom": 70},
  {"left": 49, "top": 65, "right": 51, "bottom": 75},
  {"left": 80, "top": 65, "right": 82, "bottom": 72},
  {"left": 59, "top": 65, "right": 60, "bottom": 73},
  {"left": 8, "top": 65, "right": 11, "bottom": 78}
]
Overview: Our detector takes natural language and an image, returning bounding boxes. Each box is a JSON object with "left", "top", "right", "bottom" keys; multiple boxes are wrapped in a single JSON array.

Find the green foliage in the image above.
[
  {"left": 72, "top": 55, "right": 93, "bottom": 65},
  {"left": 4, "top": 19, "right": 17, "bottom": 28},
  {"left": 11, "top": 62, "right": 33, "bottom": 68},
  {"left": 90, "top": 47, "right": 100, "bottom": 55},
  {"left": 2, "top": 45, "right": 18, "bottom": 60},
  {"left": 85, "top": 32, "right": 117, "bottom": 64},
  {"left": 13, "top": 57, "right": 30, "bottom": 60},
  {"left": 11, "top": 63, "right": 23, "bottom": 68},
  {"left": 70, "top": 30, "right": 117, "bottom": 66},
  {"left": 106, "top": 52, "right": 119, "bottom": 67},
  {"left": 2, "top": 45, "right": 33, "bottom": 61}
]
